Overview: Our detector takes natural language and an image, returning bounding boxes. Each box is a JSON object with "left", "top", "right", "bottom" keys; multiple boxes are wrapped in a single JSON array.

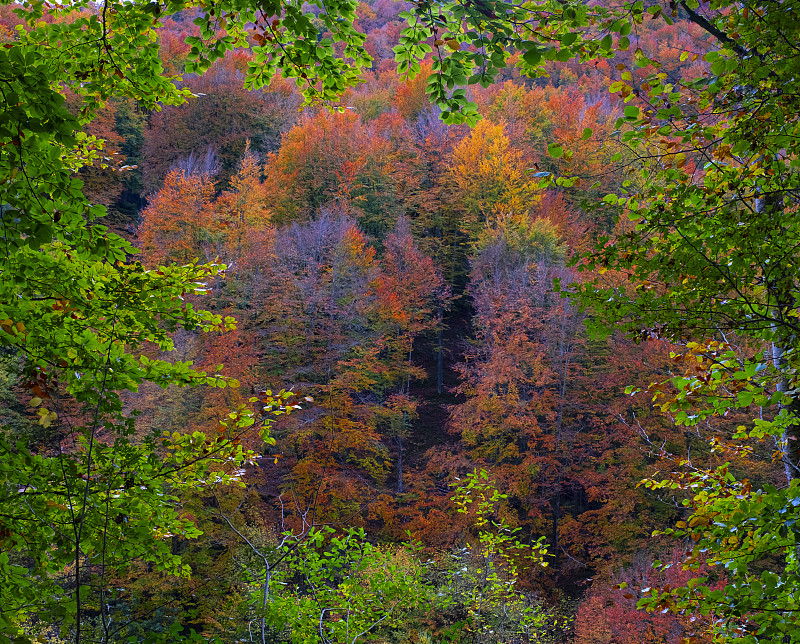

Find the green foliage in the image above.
[
  {"left": 564, "top": 0, "right": 800, "bottom": 639},
  {"left": 630, "top": 340, "right": 800, "bottom": 641},
  {"left": 638, "top": 474, "right": 800, "bottom": 642},
  {"left": 110, "top": 97, "right": 147, "bottom": 222},
  {"left": 264, "top": 526, "right": 431, "bottom": 644},
  {"left": 0, "top": 353, "right": 45, "bottom": 445},
  {"left": 449, "top": 469, "right": 550, "bottom": 640},
  {"left": 0, "top": 7, "right": 299, "bottom": 637},
  {"left": 0, "top": 393, "right": 295, "bottom": 643}
]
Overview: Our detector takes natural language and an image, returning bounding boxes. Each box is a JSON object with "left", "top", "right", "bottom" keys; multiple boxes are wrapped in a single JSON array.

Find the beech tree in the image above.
[
  {"left": 448, "top": 119, "right": 539, "bottom": 237},
  {"left": 0, "top": 3, "right": 288, "bottom": 640},
  {"left": 142, "top": 55, "right": 299, "bottom": 192},
  {"left": 260, "top": 214, "right": 389, "bottom": 518},
  {"left": 262, "top": 112, "right": 372, "bottom": 225},
  {"left": 562, "top": 1, "right": 800, "bottom": 641},
  {"left": 212, "top": 143, "right": 270, "bottom": 263},
  {"left": 373, "top": 218, "right": 448, "bottom": 492}
]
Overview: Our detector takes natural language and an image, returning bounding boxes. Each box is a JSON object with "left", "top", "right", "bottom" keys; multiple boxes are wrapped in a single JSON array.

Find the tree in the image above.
[
  {"left": 372, "top": 217, "right": 449, "bottom": 493},
  {"left": 449, "top": 213, "right": 604, "bottom": 573},
  {"left": 559, "top": 0, "right": 800, "bottom": 640},
  {"left": 0, "top": 3, "right": 290, "bottom": 640},
  {"left": 449, "top": 469, "right": 550, "bottom": 641},
  {"left": 142, "top": 57, "right": 299, "bottom": 193},
  {"left": 261, "top": 214, "right": 394, "bottom": 519},
  {"left": 573, "top": 548, "right": 717, "bottom": 644},
  {"left": 264, "top": 526, "right": 431, "bottom": 644},
  {"left": 448, "top": 119, "right": 539, "bottom": 237},
  {"left": 212, "top": 142, "right": 271, "bottom": 263},
  {"left": 261, "top": 109, "right": 415, "bottom": 236},
  {"left": 138, "top": 167, "right": 216, "bottom": 266}
]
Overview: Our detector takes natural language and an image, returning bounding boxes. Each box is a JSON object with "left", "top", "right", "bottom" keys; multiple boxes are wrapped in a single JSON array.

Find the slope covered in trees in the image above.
[{"left": 1, "top": 0, "right": 799, "bottom": 641}]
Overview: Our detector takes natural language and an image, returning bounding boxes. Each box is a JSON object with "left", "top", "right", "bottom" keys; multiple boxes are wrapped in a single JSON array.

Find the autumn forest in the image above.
[{"left": 2, "top": 0, "right": 800, "bottom": 642}]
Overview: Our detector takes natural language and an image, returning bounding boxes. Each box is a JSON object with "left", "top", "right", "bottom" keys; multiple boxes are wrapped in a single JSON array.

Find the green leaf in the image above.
[
  {"left": 561, "top": 32, "right": 578, "bottom": 46},
  {"left": 522, "top": 48, "right": 542, "bottom": 66}
]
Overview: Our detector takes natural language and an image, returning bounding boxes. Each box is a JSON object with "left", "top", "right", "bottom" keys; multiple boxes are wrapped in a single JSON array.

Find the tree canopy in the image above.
[{"left": 2, "top": 0, "right": 800, "bottom": 640}]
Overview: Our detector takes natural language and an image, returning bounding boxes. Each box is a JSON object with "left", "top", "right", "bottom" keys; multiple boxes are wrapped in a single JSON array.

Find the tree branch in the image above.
[{"left": 679, "top": 1, "right": 749, "bottom": 58}]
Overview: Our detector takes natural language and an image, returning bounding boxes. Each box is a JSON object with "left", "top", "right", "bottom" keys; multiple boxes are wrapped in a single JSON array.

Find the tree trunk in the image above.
[
  {"left": 396, "top": 435, "right": 404, "bottom": 494},
  {"left": 759, "top": 192, "right": 799, "bottom": 486},
  {"left": 551, "top": 494, "right": 560, "bottom": 569},
  {"left": 773, "top": 343, "right": 800, "bottom": 484},
  {"left": 436, "top": 322, "right": 443, "bottom": 395}
]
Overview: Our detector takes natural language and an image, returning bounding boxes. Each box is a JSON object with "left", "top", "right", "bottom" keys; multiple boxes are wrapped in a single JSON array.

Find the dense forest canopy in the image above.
[{"left": 1, "top": 0, "right": 800, "bottom": 641}]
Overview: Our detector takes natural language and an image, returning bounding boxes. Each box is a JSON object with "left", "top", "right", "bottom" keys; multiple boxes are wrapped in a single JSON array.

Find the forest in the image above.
[{"left": 1, "top": 0, "right": 799, "bottom": 642}]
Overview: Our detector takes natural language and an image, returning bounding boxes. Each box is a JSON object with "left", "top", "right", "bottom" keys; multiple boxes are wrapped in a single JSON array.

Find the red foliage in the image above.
[{"left": 574, "top": 549, "right": 719, "bottom": 644}]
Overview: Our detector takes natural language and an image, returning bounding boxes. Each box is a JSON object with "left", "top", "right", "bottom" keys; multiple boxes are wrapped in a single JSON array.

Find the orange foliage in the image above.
[
  {"left": 213, "top": 143, "right": 270, "bottom": 262},
  {"left": 393, "top": 60, "right": 434, "bottom": 121},
  {"left": 449, "top": 119, "right": 539, "bottom": 232},
  {"left": 138, "top": 169, "right": 215, "bottom": 266},
  {"left": 263, "top": 111, "right": 373, "bottom": 224}
]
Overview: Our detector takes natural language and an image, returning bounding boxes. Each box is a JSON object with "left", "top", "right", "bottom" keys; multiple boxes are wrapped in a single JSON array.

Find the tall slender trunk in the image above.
[
  {"left": 554, "top": 306, "right": 570, "bottom": 450},
  {"left": 773, "top": 342, "right": 800, "bottom": 484},
  {"left": 551, "top": 494, "right": 560, "bottom": 569},
  {"left": 436, "top": 305, "right": 444, "bottom": 394},
  {"left": 396, "top": 435, "right": 403, "bottom": 494},
  {"left": 406, "top": 347, "right": 412, "bottom": 397},
  {"left": 759, "top": 192, "right": 799, "bottom": 485}
]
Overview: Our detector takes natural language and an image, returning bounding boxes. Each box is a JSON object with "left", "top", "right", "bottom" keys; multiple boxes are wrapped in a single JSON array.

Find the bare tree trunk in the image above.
[
  {"left": 436, "top": 305, "right": 444, "bottom": 395},
  {"left": 396, "top": 435, "right": 403, "bottom": 494},
  {"left": 772, "top": 343, "right": 800, "bottom": 484},
  {"left": 758, "top": 193, "right": 799, "bottom": 486},
  {"left": 551, "top": 494, "right": 560, "bottom": 570}
]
